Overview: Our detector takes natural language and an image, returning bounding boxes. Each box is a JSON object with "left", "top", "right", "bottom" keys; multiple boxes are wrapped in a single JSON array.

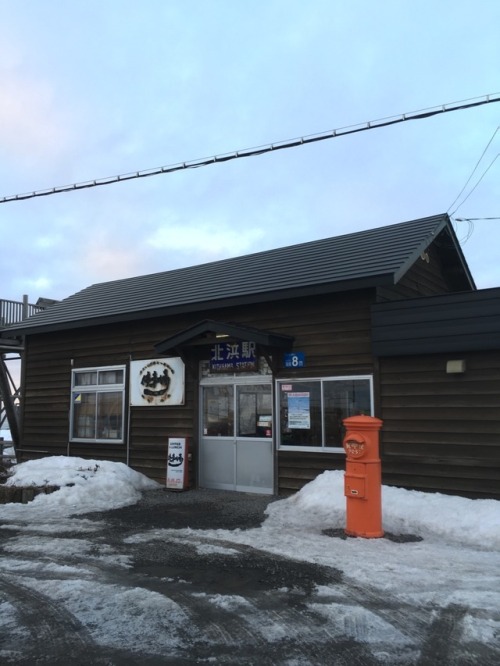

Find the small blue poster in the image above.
[{"left": 287, "top": 392, "right": 311, "bottom": 429}]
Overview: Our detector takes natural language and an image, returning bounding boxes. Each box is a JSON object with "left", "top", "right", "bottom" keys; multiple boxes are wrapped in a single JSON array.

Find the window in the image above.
[
  {"left": 201, "top": 381, "right": 273, "bottom": 438},
  {"left": 70, "top": 366, "right": 126, "bottom": 443},
  {"left": 277, "top": 376, "right": 373, "bottom": 451}
]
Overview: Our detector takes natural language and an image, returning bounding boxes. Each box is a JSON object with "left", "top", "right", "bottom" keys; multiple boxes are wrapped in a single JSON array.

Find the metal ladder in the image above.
[
  {"left": 0, "top": 348, "right": 21, "bottom": 456},
  {"left": 0, "top": 296, "right": 48, "bottom": 455}
]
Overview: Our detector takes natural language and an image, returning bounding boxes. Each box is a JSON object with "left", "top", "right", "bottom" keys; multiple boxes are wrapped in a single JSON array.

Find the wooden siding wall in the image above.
[
  {"left": 379, "top": 352, "right": 500, "bottom": 499},
  {"left": 270, "top": 291, "right": 375, "bottom": 494},
  {"left": 372, "top": 288, "right": 500, "bottom": 356},
  {"left": 21, "top": 334, "right": 74, "bottom": 459},
  {"left": 377, "top": 244, "right": 454, "bottom": 302},
  {"left": 20, "top": 289, "right": 375, "bottom": 490},
  {"left": 21, "top": 316, "right": 199, "bottom": 484},
  {"left": 277, "top": 452, "right": 346, "bottom": 495}
]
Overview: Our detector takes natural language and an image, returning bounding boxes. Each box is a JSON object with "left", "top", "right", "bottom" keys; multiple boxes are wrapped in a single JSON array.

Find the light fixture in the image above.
[{"left": 446, "top": 360, "right": 466, "bottom": 374}]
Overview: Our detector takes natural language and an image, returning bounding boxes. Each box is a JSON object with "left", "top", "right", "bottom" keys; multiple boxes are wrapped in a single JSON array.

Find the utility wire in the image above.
[
  {"left": 451, "top": 217, "right": 475, "bottom": 244},
  {"left": 451, "top": 214, "right": 500, "bottom": 246},
  {"left": 447, "top": 125, "right": 499, "bottom": 214},
  {"left": 1, "top": 92, "right": 499, "bottom": 204},
  {"left": 449, "top": 153, "right": 499, "bottom": 216},
  {"left": 454, "top": 216, "right": 500, "bottom": 221}
]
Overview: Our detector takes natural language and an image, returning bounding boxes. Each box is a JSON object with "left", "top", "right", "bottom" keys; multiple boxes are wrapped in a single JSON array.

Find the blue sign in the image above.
[{"left": 283, "top": 352, "right": 305, "bottom": 368}]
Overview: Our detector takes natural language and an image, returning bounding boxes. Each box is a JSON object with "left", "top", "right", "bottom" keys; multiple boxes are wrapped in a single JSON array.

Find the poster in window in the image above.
[
  {"left": 287, "top": 392, "right": 311, "bottom": 429},
  {"left": 130, "top": 358, "right": 185, "bottom": 406}
]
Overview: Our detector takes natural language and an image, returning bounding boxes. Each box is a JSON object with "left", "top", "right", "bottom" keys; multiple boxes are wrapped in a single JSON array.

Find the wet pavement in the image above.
[{"left": 0, "top": 489, "right": 499, "bottom": 664}]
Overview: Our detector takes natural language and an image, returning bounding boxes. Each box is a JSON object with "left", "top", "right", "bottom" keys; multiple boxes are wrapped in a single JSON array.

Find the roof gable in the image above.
[
  {"left": 155, "top": 320, "right": 294, "bottom": 354},
  {"left": 2, "top": 214, "right": 474, "bottom": 336}
]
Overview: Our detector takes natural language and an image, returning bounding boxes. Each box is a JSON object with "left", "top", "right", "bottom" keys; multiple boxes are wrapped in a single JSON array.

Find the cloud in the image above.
[
  {"left": 0, "top": 74, "right": 74, "bottom": 163},
  {"left": 0, "top": 0, "right": 499, "bottom": 304},
  {"left": 78, "top": 242, "right": 145, "bottom": 283},
  {"left": 35, "top": 234, "right": 65, "bottom": 250},
  {"left": 146, "top": 219, "right": 267, "bottom": 260},
  {"left": 21, "top": 276, "right": 54, "bottom": 295}
]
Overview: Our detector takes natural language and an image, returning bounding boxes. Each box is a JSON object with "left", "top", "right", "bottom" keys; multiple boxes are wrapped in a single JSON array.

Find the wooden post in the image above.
[{"left": 22, "top": 295, "right": 29, "bottom": 320}]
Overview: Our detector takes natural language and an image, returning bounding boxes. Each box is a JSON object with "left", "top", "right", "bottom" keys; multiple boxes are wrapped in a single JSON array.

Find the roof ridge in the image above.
[
  {"left": 3, "top": 213, "right": 472, "bottom": 337},
  {"left": 81, "top": 213, "right": 449, "bottom": 290}
]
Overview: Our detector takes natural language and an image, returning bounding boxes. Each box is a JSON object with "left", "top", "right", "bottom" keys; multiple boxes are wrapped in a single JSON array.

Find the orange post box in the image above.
[{"left": 343, "top": 415, "right": 384, "bottom": 538}]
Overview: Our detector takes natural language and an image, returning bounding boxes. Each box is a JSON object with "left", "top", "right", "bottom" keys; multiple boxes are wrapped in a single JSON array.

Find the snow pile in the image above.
[
  {"left": 383, "top": 482, "right": 500, "bottom": 547},
  {"left": 2, "top": 458, "right": 499, "bottom": 551},
  {"left": 264, "top": 470, "right": 500, "bottom": 550},
  {"left": 264, "top": 469, "right": 345, "bottom": 529},
  {"left": 3, "top": 456, "right": 160, "bottom": 517}
]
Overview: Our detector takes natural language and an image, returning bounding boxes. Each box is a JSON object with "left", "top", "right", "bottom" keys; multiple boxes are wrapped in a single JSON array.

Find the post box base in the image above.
[{"left": 345, "top": 529, "right": 384, "bottom": 539}]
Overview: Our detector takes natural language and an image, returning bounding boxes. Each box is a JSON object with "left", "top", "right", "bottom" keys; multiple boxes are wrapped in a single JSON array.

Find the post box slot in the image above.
[{"left": 344, "top": 474, "right": 366, "bottom": 499}]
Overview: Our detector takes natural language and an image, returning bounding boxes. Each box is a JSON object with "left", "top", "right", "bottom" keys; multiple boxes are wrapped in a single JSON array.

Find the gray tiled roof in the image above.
[{"left": 2, "top": 214, "right": 473, "bottom": 335}]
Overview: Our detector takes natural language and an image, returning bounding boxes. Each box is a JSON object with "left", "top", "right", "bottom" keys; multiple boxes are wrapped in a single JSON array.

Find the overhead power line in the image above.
[
  {"left": 447, "top": 125, "right": 499, "bottom": 215},
  {"left": 450, "top": 153, "right": 499, "bottom": 214},
  {"left": 1, "top": 92, "right": 499, "bottom": 204},
  {"left": 454, "top": 216, "right": 500, "bottom": 221},
  {"left": 451, "top": 215, "right": 500, "bottom": 246}
]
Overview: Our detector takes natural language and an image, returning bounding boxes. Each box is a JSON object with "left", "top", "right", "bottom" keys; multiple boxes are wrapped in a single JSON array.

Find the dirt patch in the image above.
[
  {"left": 322, "top": 527, "right": 423, "bottom": 543},
  {"left": 0, "top": 484, "right": 59, "bottom": 504},
  {"left": 131, "top": 537, "right": 341, "bottom": 596},
  {"left": 83, "top": 487, "right": 278, "bottom": 531}
]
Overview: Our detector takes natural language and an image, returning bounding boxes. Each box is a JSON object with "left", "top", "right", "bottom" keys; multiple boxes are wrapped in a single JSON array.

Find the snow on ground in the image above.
[
  {"left": 3, "top": 455, "right": 498, "bottom": 550},
  {"left": 0, "top": 456, "right": 499, "bottom": 660},
  {"left": 122, "top": 474, "right": 500, "bottom": 623},
  {"left": 2, "top": 455, "right": 499, "bottom": 606},
  {"left": 2, "top": 456, "right": 160, "bottom": 519},
  {"left": 263, "top": 469, "right": 500, "bottom": 549}
]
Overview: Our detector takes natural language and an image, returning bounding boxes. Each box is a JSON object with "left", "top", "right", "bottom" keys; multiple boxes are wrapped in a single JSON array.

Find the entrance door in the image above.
[{"left": 200, "top": 381, "right": 273, "bottom": 494}]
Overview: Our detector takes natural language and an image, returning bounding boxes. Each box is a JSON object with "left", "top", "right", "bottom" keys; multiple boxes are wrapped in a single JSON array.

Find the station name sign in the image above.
[{"left": 210, "top": 341, "right": 257, "bottom": 372}]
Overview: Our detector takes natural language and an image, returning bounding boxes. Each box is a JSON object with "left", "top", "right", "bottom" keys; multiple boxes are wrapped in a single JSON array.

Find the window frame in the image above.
[
  {"left": 200, "top": 375, "right": 273, "bottom": 439},
  {"left": 276, "top": 374, "right": 374, "bottom": 453},
  {"left": 70, "top": 365, "right": 127, "bottom": 444}
]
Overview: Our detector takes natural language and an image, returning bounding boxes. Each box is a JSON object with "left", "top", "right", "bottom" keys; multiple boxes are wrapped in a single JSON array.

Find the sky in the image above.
[
  {"left": 1, "top": 456, "right": 499, "bottom": 660},
  {"left": 0, "top": 1, "right": 499, "bottom": 305}
]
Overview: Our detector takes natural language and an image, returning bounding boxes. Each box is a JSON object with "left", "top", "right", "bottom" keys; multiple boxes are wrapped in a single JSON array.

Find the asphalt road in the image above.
[{"left": 0, "top": 489, "right": 498, "bottom": 665}]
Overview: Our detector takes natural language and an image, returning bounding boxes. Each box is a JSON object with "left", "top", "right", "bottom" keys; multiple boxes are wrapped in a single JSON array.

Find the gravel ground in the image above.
[{"left": 85, "top": 487, "right": 280, "bottom": 531}]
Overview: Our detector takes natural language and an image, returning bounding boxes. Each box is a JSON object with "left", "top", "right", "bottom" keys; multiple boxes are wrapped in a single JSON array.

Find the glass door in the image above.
[
  {"left": 200, "top": 385, "right": 235, "bottom": 490},
  {"left": 200, "top": 381, "right": 273, "bottom": 493},
  {"left": 235, "top": 384, "right": 273, "bottom": 492},
  {"left": 237, "top": 384, "right": 272, "bottom": 438},
  {"left": 203, "top": 385, "right": 234, "bottom": 437}
]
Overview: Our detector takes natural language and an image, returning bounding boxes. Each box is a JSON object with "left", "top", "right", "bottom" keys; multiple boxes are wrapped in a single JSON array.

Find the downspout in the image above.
[{"left": 126, "top": 355, "right": 132, "bottom": 466}]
